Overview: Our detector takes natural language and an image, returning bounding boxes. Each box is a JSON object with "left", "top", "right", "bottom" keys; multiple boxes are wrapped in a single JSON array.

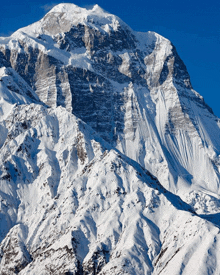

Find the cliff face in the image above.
[{"left": 0, "top": 3, "right": 220, "bottom": 274}]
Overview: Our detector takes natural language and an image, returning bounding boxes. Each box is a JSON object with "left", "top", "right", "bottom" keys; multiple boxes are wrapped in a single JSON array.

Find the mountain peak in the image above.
[
  {"left": 48, "top": 3, "right": 87, "bottom": 14},
  {"left": 1, "top": 4, "right": 220, "bottom": 274},
  {"left": 12, "top": 2, "right": 123, "bottom": 37},
  {"left": 92, "top": 4, "right": 105, "bottom": 12},
  {"left": 48, "top": 3, "right": 106, "bottom": 15}
]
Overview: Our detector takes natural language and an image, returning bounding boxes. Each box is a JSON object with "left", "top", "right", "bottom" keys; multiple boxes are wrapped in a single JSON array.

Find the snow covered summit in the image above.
[{"left": 12, "top": 3, "right": 124, "bottom": 37}]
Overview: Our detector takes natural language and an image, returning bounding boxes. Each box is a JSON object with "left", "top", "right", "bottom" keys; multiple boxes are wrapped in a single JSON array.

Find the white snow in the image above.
[{"left": 0, "top": 3, "right": 220, "bottom": 274}]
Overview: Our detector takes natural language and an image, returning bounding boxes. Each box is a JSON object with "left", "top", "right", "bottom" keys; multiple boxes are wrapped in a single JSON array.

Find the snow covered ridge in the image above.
[
  {"left": 1, "top": 3, "right": 220, "bottom": 274},
  {"left": 0, "top": 103, "right": 220, "bottom": 275}
]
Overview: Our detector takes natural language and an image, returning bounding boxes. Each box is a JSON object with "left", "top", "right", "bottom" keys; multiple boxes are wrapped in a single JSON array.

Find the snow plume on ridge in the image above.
[{"left": 41, "top": 3, "right": 60, "bottom": 12}]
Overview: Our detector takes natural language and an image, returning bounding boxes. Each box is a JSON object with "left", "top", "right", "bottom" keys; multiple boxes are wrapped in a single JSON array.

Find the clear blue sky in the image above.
[{"left": 0, "top": 0, "right": 219, "bottom": 116}]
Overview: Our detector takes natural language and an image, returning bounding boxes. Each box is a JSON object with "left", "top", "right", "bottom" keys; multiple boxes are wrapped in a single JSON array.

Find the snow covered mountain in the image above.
[
  {"left": 0, "top": 103, "right": 219, "bottom": 275},
  {"left": 0, "top": 3, "right": 220, "bottom": 274}
]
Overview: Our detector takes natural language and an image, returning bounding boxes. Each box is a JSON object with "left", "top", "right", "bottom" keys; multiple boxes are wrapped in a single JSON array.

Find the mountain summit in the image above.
[
  {"left": 0, "top": 3, "right": 220, "bottom": 274},
  {"left": 12, "top": 3, "right": 122, "bottom": 37}
]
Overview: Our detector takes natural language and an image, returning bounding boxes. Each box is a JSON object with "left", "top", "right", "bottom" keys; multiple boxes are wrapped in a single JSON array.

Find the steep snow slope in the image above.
[
  {"left": 0, "top": 66, "right": 40, "bottom": 151},
  {"left": 0, "top": 102, "right": 220, "bottom": 274},
  {"left": 0, "top": 67, "right": 39, "bottom": 120},
  {"left": 0, "top": 3, "right": 220, "bottom": 201}
]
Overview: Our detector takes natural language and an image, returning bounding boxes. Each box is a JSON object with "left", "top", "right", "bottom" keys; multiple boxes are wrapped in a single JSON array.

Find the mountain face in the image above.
[
  {"left": 0, "top": 103, "right": 219, "bottom": 275},
  {"left": 0, "top": 3, "right": 220, "bottom": 274}
]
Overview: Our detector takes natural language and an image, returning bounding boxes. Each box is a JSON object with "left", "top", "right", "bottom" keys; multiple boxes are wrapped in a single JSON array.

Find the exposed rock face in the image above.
[{"left": 1, "top": 3, "right": 220, "bottom": 274}]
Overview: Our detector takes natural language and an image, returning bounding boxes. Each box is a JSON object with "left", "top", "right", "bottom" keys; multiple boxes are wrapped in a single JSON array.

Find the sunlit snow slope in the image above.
[
  {"left": 0, "top": 102, "right": 219, "bottom": 275},
  {"left": 0, "top": 3, "right": 220, "bottom": 275}
]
